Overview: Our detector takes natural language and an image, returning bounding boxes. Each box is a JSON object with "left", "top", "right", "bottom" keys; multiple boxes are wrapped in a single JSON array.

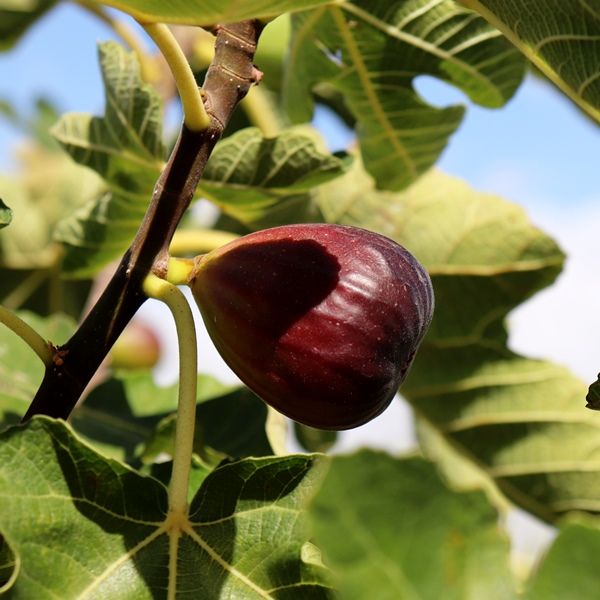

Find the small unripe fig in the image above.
[{"left": 190, "top": 224, "right": 434, "bottom": 430}]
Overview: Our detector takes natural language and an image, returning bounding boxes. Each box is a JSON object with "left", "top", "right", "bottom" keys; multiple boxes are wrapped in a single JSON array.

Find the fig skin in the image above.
[{"left": 190, "top": 224, "right": 434, "bottom": 430}]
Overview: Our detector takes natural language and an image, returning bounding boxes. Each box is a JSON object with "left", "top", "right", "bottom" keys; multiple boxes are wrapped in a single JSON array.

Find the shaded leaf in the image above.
[
  {"left": 284, "top": 0, "right": 525, "bottom": 190},
  {"left": 0, "top": 312, "right": 75, "bottom": 428},
  {"left": 294, "top": 422, "right": 337, "bottom": 453},
  {"left": 0, "top": 198, "right": 11, "bottom": 229},
  {"left": 140, "top": 387, "right": 273, "bottom": 464},
  {"left": 52, "top": 41, "right": 165, "bottom": 277},
  {"left": 0, "top": 418, "right": 332, "bottom": 597},
  {"left": 71, "top": 371, "right": 234, "bottom": 462},
  {"left": 525, "top": 518, "right": 600, "bottom": 600},
  {"left": 0, "top": 0, "right": 56, "bottom": 51},
  {"left": 460, "top": 0, "right": 600, "bottom": 123},
  {"left": 309, "top": 451, "right": 517, "bottom": 600},
  {"left": 99, "top": 0, "right": 332, "bottom": 26},
  {"left": 200, "top": 126, "right": 350, "bottom": 229}
]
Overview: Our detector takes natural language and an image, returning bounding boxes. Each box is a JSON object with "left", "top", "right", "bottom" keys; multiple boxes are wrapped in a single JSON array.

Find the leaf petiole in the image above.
[
  {"left": 141, "top": 22, "right": 210, "bottom": 131},
  {"left": 142, "top": 274, "right": 198, "bottom": 516},
  {"left": 0, "top": 305, "right": 53, "bottom": 366}
]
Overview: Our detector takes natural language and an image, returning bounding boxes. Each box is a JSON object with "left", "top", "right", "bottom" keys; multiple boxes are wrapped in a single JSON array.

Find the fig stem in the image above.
[
  {"left": 166, "top": 257, "right": 196, "bottom": 286},
  {"left": 74, "top": 0, "right": 157, "bottom": 82},
  {"left": 142, "top": 274, "right": 198, "bottom": 516},
  {"left": 169, "top": 229, "right": 239, "bottom": 256},
  {"left": 0, "top": 305, "right": 53, "bottom": 366},
  {"left": 141, "top": 22, "right": 210, "bottom": 132}
]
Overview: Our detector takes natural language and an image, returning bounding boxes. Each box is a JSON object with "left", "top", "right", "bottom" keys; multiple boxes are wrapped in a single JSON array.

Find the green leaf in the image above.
[
  {"left": 0, "top": 198, "right": 11, "bottom": 229},
  {"left": 0, "top": 0, "right": 56, "bottom": 51},
  {"left": 71, "top": 371, "right": 234, "bottom": 462},
  {"left": 294, "top": 422, "right": 337, "bottom": 453},
  {"left": 284, "top": 0, "right": 525, "bottom": 190},
  {"left": 309, "top": 451, "right": 517, "bottom": 600},
  {"left": 0, "top": 312, "right": 75, "bottom": 428},
  {"left": 140, "top": 387, "right": 274, "bottom": 464},
  {"left": 52, "top": 41, "right": 165, "bottom": 277},
  {"left": 98, "top": 0, "right": 333, "bottom": 25},
  {"left": 0, "top": 418, "right": 332, "bottom": 598},
  {"left": 459, "top": 0, "right": 600, "bottom": 123},
  {"left": 321, "top": 165, "right": 600, "bottom": 523},
  {"left": 525, "top": 518, "right": 600, "bottom": 600},
  {"left": 200, "top": 126, "right": 350, "bottom": 229}
]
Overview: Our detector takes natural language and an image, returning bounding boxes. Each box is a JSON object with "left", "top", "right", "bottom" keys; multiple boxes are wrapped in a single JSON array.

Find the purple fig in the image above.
[{"left": 189, "top": 224, "right": 434, "bottom": 430}]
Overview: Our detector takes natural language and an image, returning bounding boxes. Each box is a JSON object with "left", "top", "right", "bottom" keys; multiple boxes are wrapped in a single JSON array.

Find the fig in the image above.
[{"left": 189, "top": 224, "right": 434, "bottom": 430}]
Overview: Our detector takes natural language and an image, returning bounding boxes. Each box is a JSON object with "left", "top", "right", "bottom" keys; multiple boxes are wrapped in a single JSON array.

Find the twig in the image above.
[{"left": 23, "top": 20, "right": 265, "bottom": 421}]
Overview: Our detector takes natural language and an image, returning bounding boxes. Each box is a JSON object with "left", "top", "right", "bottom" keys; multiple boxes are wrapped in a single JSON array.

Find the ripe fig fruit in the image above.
[{"left": 189, "top": 224, "right": 434, "bottom": 430}]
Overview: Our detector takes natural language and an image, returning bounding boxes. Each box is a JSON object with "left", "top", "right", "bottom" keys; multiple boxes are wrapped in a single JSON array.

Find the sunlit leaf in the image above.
[
  {"left": 0, "top": 418, "right": 332, "bottom": 597},
  {"left": 284, "top": 0, "right": 525, "bottom": 190},
  {"left": 310, "top": 451, "right": 517, "bottom": 600},
  {"left": 199, "top": 126, "right": 350, "bottom": 229},
  {"left": 52, "top": 41, "right": 165, "bottom": 277},
  {"left": 459, "top": 0, "right": 600, "bottom": 123}
]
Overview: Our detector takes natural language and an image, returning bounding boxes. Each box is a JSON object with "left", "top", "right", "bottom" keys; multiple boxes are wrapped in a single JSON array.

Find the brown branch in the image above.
[{"left": 23, "top": 20, "right": 265, "bottom": 421}]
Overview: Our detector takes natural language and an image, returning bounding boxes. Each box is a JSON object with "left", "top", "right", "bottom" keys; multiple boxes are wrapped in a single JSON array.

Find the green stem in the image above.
[
  {"left": 74, "top": 0, "right": 157, "bottom": 82},
  {"left": 141, "top": 23, "right": 210, "bottom": 132},
  {"left": 0, "top": 306, "right": 52, "bottom": 366},
  {"left": 142, "top": 275, "right": 198, "bottom": 516}
]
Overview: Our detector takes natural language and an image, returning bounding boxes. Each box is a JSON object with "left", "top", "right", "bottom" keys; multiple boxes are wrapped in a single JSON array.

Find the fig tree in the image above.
[{"left": 189, "top": 224, "right": 434, "bottom": 430}]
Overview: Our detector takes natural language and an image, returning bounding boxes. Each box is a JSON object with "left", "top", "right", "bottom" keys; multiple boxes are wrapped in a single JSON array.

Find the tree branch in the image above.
[{"left": 23, "top": 20, "right": 265, "bottom": 421}]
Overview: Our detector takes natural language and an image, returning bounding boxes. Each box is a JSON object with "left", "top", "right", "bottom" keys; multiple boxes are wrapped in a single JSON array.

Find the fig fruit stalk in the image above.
[{"left": 189, "top": 224, "right": 434, "bottom": 430}]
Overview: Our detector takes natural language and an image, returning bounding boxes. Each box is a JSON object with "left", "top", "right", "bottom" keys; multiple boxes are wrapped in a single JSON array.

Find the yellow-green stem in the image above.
[
  {"left": 166, "top": 257, "right": 196, "bottom": 286},
  {"left": 169, "top": 229, "right": 239, "bottom": 256},
  {"left": 141, "top": 22, "right": 210, "bottom": 132},
  {"left": 0, "top": 306, "right": 52, "bottom": 366},
  {"left": 143, "top": 275, "right": 198, "bottom": 515},
  {"left": 75, "top": 0, "right": 157, "bottom": 82}
]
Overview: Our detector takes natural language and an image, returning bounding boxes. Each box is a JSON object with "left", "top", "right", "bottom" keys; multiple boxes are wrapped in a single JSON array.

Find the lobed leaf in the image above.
[
  {"left": 52, "top": 41, "right": 165, "bottom": 277},
  {"left": 459, "top": 0, "right": 600, "bottom": 123},
  {"left": 309, "top": 451, "right": 517, "bottom": 600},
  {"left": 200, "top": 126, "right": 350, "bottom": 228},
  {"left": 284, "top": 0, "right": 525, "bottom": 190},
  {"left": 0, "top": 418, "right": 333, "bottom": 598}
]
